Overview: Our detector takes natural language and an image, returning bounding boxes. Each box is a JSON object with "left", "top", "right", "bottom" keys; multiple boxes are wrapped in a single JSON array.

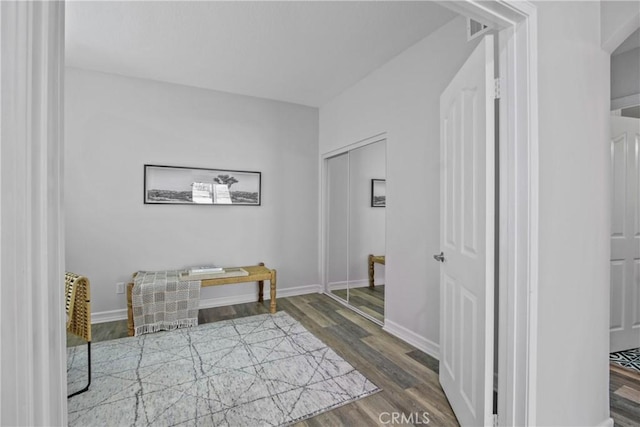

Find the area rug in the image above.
[
  {"left": 610, "top": 348, "right": 640, "bottom": 373},
  {"left": 67, "top": 311, "right": 380, "bottom": 426}
]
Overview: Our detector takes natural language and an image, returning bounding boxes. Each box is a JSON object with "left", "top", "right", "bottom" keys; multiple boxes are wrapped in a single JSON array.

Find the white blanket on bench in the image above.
[{"left": 132, "top": 270, "right": 200, "bottom": 336}]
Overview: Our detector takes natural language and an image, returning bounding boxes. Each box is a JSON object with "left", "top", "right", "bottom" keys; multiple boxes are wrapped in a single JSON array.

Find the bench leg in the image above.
[
  {"left": 368, "top": 254, "right": 375, "bottom": 288},
  {"left": 270, "top": 270, "right": 277, "bottom": 314},
  {"left": 127, "top": 282, "right": 135, "bottom": 336},
  {"left": 258, "top": 280, "right": 264, "bottom": 302},
  {"left": 258, "top": 261, "right": 265, "bottom": 303}
]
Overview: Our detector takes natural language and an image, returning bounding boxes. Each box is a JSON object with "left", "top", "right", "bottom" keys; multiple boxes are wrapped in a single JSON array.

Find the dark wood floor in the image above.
[
  {"left": 611, "top": 363, "right": 640, "bottom": 426},
  {"left": 68, "top": 293, "right": 458, "bottom": 426},
  {"left": 332, "top": 284, "right": 385, "bottom": 322},
  {"left": 68, "top": 293, "right": 640, "bottom": 426}
]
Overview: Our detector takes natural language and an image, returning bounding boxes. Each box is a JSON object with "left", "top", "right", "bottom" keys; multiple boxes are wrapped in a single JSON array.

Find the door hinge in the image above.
[
  {"left": 493, "top": 414, "right": 499, "bottom": 427},
  {"left": 494, "top": 78, "right": 501, "bottom": 100}
]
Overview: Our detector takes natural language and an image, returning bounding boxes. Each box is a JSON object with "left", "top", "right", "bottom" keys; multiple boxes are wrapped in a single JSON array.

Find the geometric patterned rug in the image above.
[
  {"left": 610, "top": 348, "right": 640, "bottom": 373},
  {"left": 67, "top": 311, "right": 380, "bottom": 426}
]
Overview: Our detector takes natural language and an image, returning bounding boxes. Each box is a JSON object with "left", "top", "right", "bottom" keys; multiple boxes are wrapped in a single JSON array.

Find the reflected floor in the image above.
[{"left": 332, "top": 285, "right": 384, "bottom": 323}]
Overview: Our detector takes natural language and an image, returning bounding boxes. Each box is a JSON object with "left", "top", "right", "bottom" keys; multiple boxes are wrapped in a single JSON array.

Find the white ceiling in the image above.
[{"left": 65, "top": 1, "right": 457, "bottom": 107}]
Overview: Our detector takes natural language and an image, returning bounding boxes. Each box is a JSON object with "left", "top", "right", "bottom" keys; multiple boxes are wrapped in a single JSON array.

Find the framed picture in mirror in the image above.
[{"left": 371, "top": 179, "right": 386, "bottom": 207}]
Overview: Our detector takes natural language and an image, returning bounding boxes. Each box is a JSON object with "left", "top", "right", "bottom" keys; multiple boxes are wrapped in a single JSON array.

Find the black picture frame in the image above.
[
  {"left": 144, "top": 164, "right": 261, "bottom": 206},
  {"left": 371, "top": 179, "right": 386, "bottom": 207}
]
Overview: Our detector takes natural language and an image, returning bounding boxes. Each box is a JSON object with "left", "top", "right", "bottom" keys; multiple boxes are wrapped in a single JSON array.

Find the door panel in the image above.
[
  {"left": 611, "top": 133, "right": 627, "bottom": 239},
  {"left": 460, "top": 288, "right": 478, "bottom": 412},
  {"left": 442, "top": 274, "right": 457, "bottom": 379},
  {"left": 610, "top": 260, "right": 625, "bottom": 331},
  {"left": 610, "top": 116, "right": 640, "bottom": 353},
  {"left": 461, "top": 88, "right": 479, "bottom": 258},
  {"left": 444, "top": 108, "right": 458, "bottom": 251},
  {"left": 439, "top": 35, "right": 495, "bottom": 427}
]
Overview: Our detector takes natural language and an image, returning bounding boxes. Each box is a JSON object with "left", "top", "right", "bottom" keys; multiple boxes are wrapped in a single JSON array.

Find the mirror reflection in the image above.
[{"left": 326, "top": 139, "right": 386, "bottom": 323}]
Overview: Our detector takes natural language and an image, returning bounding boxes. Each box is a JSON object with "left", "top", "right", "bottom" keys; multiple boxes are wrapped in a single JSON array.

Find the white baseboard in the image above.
[
  {"left": 597, "top": 417, "right": 614, "bottom": 427},
  {"left": 326, "top": 281, "right": 348, "bottom": 291},
  {"left": 276, "top": 283, "right": 323, "bottom": 297},
  {"left": 383, "top": 319, "right": 440, "bottom": 360},
  {"left": 92, "top": 308, "right": 128, "bottom": 324},
  {"left": 326, "top": 279, "right": 370, "bottom": 292},
  {"left": 349, "top": 279, "right": 373, "bottom": 289},
  {"left": 197, "top": 283, "right": 322, "bottom": 310},
  {"left": 90, "top": 284, "right": 323, "bottom": 324}
]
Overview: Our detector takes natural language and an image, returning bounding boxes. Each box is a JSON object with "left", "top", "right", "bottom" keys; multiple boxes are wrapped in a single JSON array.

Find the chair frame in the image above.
[{"left": 65, "top": 272, "right": 92, "bottom": 398}]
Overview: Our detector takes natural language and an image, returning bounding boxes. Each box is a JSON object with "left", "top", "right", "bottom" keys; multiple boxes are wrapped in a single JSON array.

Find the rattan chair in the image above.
[{"left": 65, "top": 272, "right": 92, "bottom": 398}]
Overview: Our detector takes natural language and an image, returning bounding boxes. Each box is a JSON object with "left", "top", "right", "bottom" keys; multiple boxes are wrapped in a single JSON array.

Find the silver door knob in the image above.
[{"left": 433, "top": 251, "right": 445, "bottom": 262}]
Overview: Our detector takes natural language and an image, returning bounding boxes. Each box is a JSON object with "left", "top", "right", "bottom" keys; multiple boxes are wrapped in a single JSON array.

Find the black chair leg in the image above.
[{"left": 68, "top": 341, "right": 91, "bottom": 398}]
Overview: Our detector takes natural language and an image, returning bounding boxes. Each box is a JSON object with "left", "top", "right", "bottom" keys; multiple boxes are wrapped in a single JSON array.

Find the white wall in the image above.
[
  {"left": 611, "top": 47, "right": 640, "bottom": 106},
  {"left": 320, "top": 16, "right": 479, "bottom": 352},
  {"left": 65, "top": 68, "right": 319, "bottom": 317},
  {"left": 535, "top": 1, "right": 611, "bottom": 425}
]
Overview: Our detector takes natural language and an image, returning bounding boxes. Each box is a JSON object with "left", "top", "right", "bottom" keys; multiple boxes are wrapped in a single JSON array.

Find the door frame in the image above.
[
  {"left": 606, "top": 17, "right": 640, "bottom": 356},
  {"left": 439, "top": 1, "right": 539, "bottom": 425},
  {"left": 5, "top": 0, "right": 539, "bottom": 424}
]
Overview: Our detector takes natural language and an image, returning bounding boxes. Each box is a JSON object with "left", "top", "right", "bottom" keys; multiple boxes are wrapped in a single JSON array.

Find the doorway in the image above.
[
  {"left": 609, "top": 113, "right": 640, "bottom": 356},
  {"left": 609, "top": 26, "right": 640, "bottom": 356},
  {"left": 1, "top": 1, "right": 538, "bottom": 425},
  {"left": 605, "top": 17, "right": 640, "bottom": 426}
]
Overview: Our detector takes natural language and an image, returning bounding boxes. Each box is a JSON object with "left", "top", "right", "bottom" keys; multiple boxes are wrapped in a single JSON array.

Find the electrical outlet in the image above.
[{"left": 116, "top": 282, "right": 125, "bottom": 294}]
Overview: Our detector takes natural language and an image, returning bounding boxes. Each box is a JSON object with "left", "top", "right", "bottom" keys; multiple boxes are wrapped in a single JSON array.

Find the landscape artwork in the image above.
[
  {"left": 371, "top": 179, "right": 386, "bottom": 207},
  {"left": 144, "top": 165, "right": 261, "bottom": 205}
]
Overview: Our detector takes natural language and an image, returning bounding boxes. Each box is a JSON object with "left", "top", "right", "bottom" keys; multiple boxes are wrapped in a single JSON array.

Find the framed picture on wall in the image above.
[
  {"left": 144, "top": 164, "right": 261, "bottom": 206},
  {"left": 371, "top": 179, "right": 386, "bottom": 207}
]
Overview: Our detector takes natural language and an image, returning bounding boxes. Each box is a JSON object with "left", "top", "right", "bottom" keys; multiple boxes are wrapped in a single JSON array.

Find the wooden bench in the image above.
[
  {"left": 127, "top": 262, "right": 277, "bottom": 336},
  {"left": 368, "top": 254, "right": 385, "bottom": 288}
]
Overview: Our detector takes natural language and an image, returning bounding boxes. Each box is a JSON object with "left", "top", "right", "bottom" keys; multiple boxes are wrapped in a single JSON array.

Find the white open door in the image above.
[
  {"left": 437, "top": 35, "right": 495, "bottom": 426},
  {"left": 610, "top": 115, "right": 640, "bottom": 353}
]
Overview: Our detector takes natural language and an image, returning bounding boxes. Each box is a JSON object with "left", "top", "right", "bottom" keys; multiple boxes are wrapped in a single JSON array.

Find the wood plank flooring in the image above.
[
  {"left": 68, "top": 293, "right": 456, "bottom": 426},
  {"left": 332, "top": 284, "right": 385, "bottom": 322},
  {"left": 611, "top": 363, "right": 640, "bottom": 426},
  {"left": 68, "top": 293, "right": 640, "bottom": 426}
]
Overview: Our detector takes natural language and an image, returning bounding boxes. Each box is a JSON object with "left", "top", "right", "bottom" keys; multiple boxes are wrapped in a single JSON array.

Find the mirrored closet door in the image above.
[
  {"left": 326, "top": 153, "right": 349, "bottom": 304},
  {"left": 325, "top": 139, "right": 386, "bottom": 324}
]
